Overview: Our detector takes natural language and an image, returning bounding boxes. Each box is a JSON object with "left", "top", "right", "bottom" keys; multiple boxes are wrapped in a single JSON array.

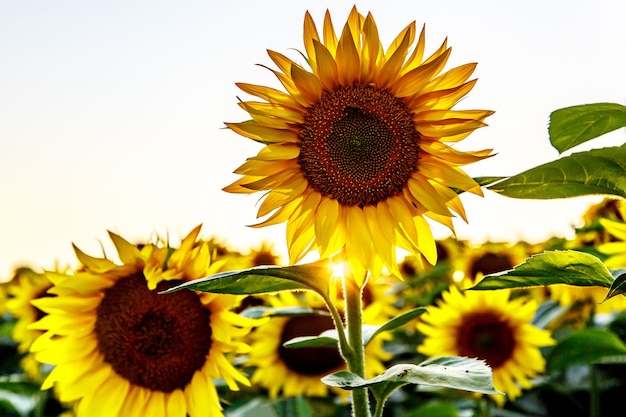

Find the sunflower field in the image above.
[{"left": 2, "top": 5, "right": 626, "bottom": 417}]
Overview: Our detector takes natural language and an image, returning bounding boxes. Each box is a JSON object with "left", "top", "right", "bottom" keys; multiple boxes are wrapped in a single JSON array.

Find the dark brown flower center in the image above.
[
  {"left": 278, "top": 314, "right": 344, "bottom": 376},
  {"left": 470, "top": 252, "right": 514, "bottom": 277},
  {"left": 95, "top": 273, "right": 212, "bottom": 392},
  {"left": 298, "top": 84, "right": 420, "bottom": 207},
  {"left": 456, "top": 312, "right": 515, "bottom": 369}
]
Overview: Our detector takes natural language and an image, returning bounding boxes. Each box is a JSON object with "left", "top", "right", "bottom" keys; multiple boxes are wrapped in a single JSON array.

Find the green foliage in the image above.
[
  {"left": 549, "top": 103, "right": 626, "bottom": 153},
  {"left": 239, "top": 306, "right": 328, "bottom": 319},
  {"left": 282, "top": 307, "right": 427, "bottom": 349},
  {"left": 471, "top": 250, "right": 615, "bottom": 290},
  {"left": 408, "top": 401, "right": 459, "bottom": 417},
  {"left": 489, "top": 102, "right": 626, "bottom": 200},
  {"left": 161, "top": 259, "right": 333, "bottom": 298},
  {"left": 226, "top": 396, "right": 315, "bottom": 417},
  {"left": 487, "top": 144, "right": 626, "bottom": 199},
  {"left": 605, "top": 269, "right": 626, "bottom": 301},
  {"left": 322, "top": 356, "right": 500, "bottom": 400},
  {"left": 362, "top": 307, "right": 426, "bottom": 347},
  {"left": 548, "top": 329, "right": 626, "bottom": 371}
]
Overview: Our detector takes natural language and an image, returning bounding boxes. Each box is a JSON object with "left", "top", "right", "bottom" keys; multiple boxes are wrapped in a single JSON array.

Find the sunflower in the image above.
[
  {"left": 569, "top": 198, "right": 626, "bottom": 249},
  {"left": 453, "top": 241, "right": 529, "bottom": 286},
  {"left": 598, "top": 217, "right": 626, "bottom": 268},
  {"left": 245, "top": 291, "right": 391, "bottom": 399},
  {"left": 417, "top": 286, "right": 554, "bottom": 405},
  {"left": 29, "top": 226, "right": 255, "bottom": 417},
  {"left": 6, "top": 268, "right": 53, "bottom": 354},
  {"left": 225, "top": 6, "right": 494, "bottom": 284}
]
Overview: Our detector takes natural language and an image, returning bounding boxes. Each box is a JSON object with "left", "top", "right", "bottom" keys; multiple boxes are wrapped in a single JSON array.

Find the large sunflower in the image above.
[
  {"left": 29, "top": 226, "right": 254, "bottom": 417},
  {"left": 417, "top": 286, "right": 554, "bottom": 405},
  {"left": 225, "top": 7, "right": 494, "bottom": 283},
  {"left": 245, "top": 291, "right": 391, "bottom": 399}
]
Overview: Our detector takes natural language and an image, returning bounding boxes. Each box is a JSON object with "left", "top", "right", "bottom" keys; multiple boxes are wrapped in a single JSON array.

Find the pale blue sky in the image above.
[{"left": 1, "top": 0, "right": 625, "bottom": 278}]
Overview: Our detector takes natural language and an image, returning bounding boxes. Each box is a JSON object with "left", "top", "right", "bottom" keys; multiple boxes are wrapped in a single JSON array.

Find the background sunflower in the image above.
[
  {"left": 29, "top": 226, "right": 255, "bottom": 417},
  {"left": 417, "top": 286, "right": 555, "bottom": 405},
  {"left": 244, "top": 291, "right": 391, "bottom": 399}
]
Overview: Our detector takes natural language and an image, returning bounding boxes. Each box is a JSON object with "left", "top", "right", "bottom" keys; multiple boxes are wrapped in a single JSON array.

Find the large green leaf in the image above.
[
  {"left": 161, "top": 260, "right": 333, "bottom": 297},
  {"left": 322, "top": 356, "right": 500, "bottom": 396},
  {"left": 549, "top": 103, "right": 626, "bottom": 153},
  {"left": 471, "top": 250, "right": 614, "bottom": 290},
  {"left": 548, "top": 329, "right": 626, "bottom": 371},
  {"left": 487, "top": 145, "right": 626, "bottom": 199},
  {"left": 605, "top": 269, "right": 626, "bottom": 301}
]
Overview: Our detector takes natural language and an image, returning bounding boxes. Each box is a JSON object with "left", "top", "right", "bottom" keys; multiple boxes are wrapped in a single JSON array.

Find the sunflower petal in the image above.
[
  {"left": 290, "top": 64, "right": 323, "bottom": 103},
  {"left": 225, "top": 122, "right": 299, "bottom": 144},
  {"left": 303, "top": 11, "right": 320, "bottom": 69},
  {"left": 313, "top": 39, "right": 339, "bottom": 90},
  {"left": 335, "top": 23, "right": 360, "bottom": 85}
]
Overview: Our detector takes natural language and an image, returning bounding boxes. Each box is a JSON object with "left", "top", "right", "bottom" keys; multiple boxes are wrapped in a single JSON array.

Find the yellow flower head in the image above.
[
  {"left": 417, "top": 286, "right": 554, "bottom": 405},
  {"left": 598, "top": 217, "right": 626, "bottom": 269},
  {"left": 225, "top": 7, "right": 494, "bottom": 284},
  {"left": 29, "top": 226, "right": 255, "bottom": 417},
  {"left": 6, "top": 267, "right": 53, "bottom": 354},
  {"left": 245, "top": 291, "right": 391, "bottom": 399}
]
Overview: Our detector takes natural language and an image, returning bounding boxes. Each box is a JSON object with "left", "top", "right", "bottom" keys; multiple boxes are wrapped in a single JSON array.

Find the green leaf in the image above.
[
  {"left": 239, "top": 306, "right": 328, "bottom": 319},
  {"left": 0, "top": 381, "right": 42, "bottom": 417},
  {"left": 409, "top": 401, "right": 459, "bottom": 417},
  {"left": 322, "top": 356, "right": 501, "bottom": 395},
  {"left": 548, "top": 328, "right": 626, "bottom": 371},
  {"left": 549, "top": 103, "right": 626, "bottom": 153},
  {"left": 471, "top": 250, "right": 615, "bottom": 290},
  {"left": 604, "top": 269, "right": 626, "bottom": 301},
  {"left": 362, "top": 307, "right": 427, "bottom": 347},
  {"left": 453, "top": 177, "right": 505, "bottom": 194},
  {"left": 285, "top": 308, "right": 428, "bottom": 349},
  {"left": 487, "top": 145, "right": 626, "bottom": 199},
  {"left": 161, "top": 260, "right": 333, "bottom": 297},
  {"left": 226, "top": 396, "right": 315, "bottom": 417},
  {"left": 283, "top": 329, "right": 339, "bottom": 349}
]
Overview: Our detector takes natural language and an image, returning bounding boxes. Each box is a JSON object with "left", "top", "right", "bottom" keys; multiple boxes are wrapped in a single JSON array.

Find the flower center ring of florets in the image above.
[
  {"left": 298, "top": 84, "right": 420, "bottom": 207},
  {"left": 95, "top": 274, "right": 212, "bottom": 392}
]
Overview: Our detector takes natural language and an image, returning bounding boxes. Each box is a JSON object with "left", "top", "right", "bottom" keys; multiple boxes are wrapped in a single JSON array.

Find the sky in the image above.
[{"left": 1, "top": 0, "right": 625, "bottom": 279}]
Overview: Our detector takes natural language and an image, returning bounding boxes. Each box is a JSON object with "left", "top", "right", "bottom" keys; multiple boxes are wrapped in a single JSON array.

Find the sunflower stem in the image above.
[
  {"left": 319, "top": 291, "right": 353, "bottom": 359},
  {"left": 590, "top": 364, "right": 600, "bottom": 417},
  {"left": 344, "top": 273, "right": 372, "bottom": 417}
]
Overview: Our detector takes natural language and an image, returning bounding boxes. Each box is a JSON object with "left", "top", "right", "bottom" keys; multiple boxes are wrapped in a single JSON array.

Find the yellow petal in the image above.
[
  {"left": 236, "top": 82, "right": 303, "bottom": 110},
  {"left": 322, "top": 10, "right": 338, "bottom": 55},
  {"left": 225, "top": 122, "right": 299, "bottom": 144},
  {"left": 407, "top": 174, "right": 453, "bottom": 217},
  {"left": 393, "top": 48, "right": 451, "bottom": 97},
  {"left": 290, "top": 64, "right": 323, "bottom": 104},
  {"left": 377, "top": 23, "right": 413, "bottom": 88},
  {"left": 335, "top": 23, "right": 360, "bottom": 85},
  {"left": 72, "top": 245, "right": 116, "bottom": 273},
  {"left": 313, "top": 39, "right": 339, "bottom": 90},
  {"left": 401, "top": 24, "right": 426, "bottom": 74},
  {"left": 314, "top": 196, "right": 340, "bottom": 257},
  {"left": 303, "top": 11, "right": 320, "bottom": 70},
  {"left": 108, "top": 231, "right": 142, "bottom": 265}
]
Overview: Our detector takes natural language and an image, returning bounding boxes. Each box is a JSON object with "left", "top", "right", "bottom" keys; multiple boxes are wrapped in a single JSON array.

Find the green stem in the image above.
[
  {"left": 319, "top": 291, "right": 353, "bottom": 360},
  {"left": 344, "top": 275, "right": 371, "bottom": 417},
  {"left": 373, "top": 398, "right": 385, "bottom": 417},
  {"left": 477, "top": 397, "right": 491, "bottom": 417},
  {"left": 590, "top": 364, "right": 599, "bottom": 417}
]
